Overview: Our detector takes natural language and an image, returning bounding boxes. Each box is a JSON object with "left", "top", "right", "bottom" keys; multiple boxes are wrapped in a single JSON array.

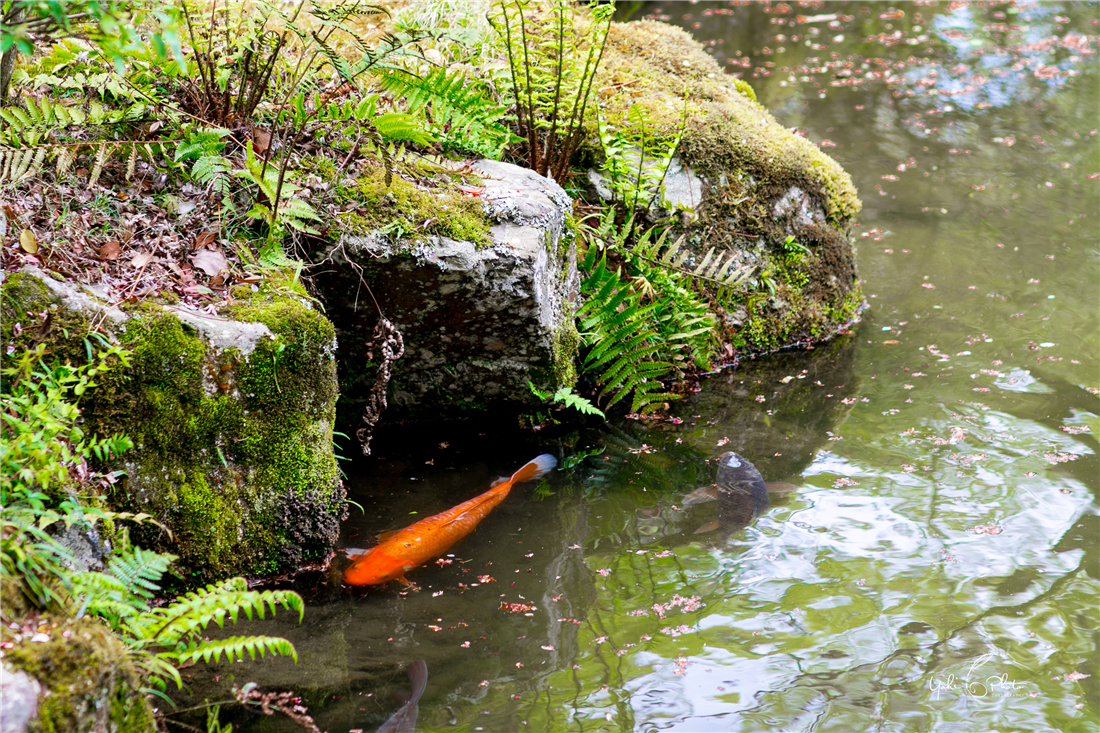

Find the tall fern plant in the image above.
[
  {"left": 575, "top": 212, "right": 721, "bottom": 414},
  {"left": 488, "top": 0, "right": 612, "bottom": 180},
  {"left": 577, "top": 246, "right": 679, "bottom": 414},
  {"left": 597, "top": 101, "right": 686, "bottom": 214}
]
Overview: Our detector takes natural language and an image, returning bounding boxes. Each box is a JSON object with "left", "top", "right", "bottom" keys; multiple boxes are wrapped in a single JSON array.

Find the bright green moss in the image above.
[
  {"left": 334, "top": 163, "right": 493, "bottom": 247},
  {"left": 0, "top": 267, "right": 345, "bottom": 585},
  {"left": 3, "top": 617, "right": 156, "bottom": 733},
  {"left": 551, "top": 322, "right": 580, "bottom": 388},
  {"left": 594, "top": 19, "right": 861, "bottom": 225}
]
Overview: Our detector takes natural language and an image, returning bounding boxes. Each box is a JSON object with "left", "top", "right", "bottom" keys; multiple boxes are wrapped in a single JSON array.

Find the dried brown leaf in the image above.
[
  {"left": 98, "top": 241, "right": 121, "bottom": 260},
  {"left": 195, "top": 231, "right": 217, "bottom": 249},
  {"left": 252, "top": 125, "right": 272, "bottom": 156},
  {"left": 192, "top": 248, "right": 228, "bottom": 277},
  {"left": 131, "top": 251, "right": 154, "bottom": 269}
]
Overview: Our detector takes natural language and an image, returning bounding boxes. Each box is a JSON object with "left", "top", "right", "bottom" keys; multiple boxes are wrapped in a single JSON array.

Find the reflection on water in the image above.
[{"left": 182, "top": 3, "right": 1098, "bottom": 732}]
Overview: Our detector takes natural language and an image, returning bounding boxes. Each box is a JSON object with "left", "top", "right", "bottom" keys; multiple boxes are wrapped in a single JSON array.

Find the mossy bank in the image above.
[
  {"left": 589, "top": 19, "right": 865, "bottom": 355},
  {"left": 1, "top": 267, "right": 345, "bottom": 584},
  {"left": 0, "top": 614, "right": 156, "bottom": 733}
]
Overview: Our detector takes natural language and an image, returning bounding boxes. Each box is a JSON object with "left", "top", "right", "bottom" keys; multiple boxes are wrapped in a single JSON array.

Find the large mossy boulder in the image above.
[
  {"left": 590, "top": 19, "right": 864, "bottom": 353},
  {"left": 313, "top": 159, "right": 579, "bottom": 424},
  {"left": 0, "top": 267, "right": 344, "bottom": 584}
]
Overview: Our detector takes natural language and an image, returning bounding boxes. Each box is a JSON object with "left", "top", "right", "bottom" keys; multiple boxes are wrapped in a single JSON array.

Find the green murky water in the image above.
[{"left": 186, "top": 3, "right": 1099, "bottom": 731}]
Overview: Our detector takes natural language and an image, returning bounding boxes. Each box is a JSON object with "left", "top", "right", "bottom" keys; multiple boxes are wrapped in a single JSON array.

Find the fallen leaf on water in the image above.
[
  {"left": 98, "top": 241, "right": 121, "bottom": 260},
  {"left": 192, "top": 248, "right": 228, "bottom": 277},
  {"left": 972, "top": 525, "right": 1003, "bottom": 535},
  {"left": 20, "top": 229, "right": 37, "bottom": 254},
  {"left": 131, "top": 251, "right": 154, "bottom": 268}
]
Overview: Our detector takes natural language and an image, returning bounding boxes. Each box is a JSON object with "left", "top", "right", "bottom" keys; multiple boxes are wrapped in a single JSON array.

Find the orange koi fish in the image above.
[{"left": 344, "top": 454, "right": 557, "bottom": 586}]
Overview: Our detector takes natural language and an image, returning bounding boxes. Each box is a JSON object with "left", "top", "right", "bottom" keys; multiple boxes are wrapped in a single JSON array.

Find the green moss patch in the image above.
[
  {"left": 2, "top": 268, "right": 345, "bottom": 585},
  {"left": 334, "top": 163, "right": 493, "bottom": 247},
  {"left": 595, "top": 20, "right": 860, "bottom": 224},
  {"left": 2, "top": 616, "right": 156, "bottom": 733}
]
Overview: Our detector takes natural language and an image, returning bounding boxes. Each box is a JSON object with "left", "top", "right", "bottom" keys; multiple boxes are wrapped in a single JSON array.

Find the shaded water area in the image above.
[{"left": 185, "top": 3, "right": 1098, "bottom": 731}]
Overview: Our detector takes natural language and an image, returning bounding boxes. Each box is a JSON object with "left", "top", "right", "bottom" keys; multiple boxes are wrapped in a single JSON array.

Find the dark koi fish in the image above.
[
  {"left": 376, "top": 660, "right": 428, "bottom": 733},
  {"left": 344, "top": 454, "right": 557, "bottom": 586},
  {"left": 689, "top": 451, "right": 775, "bottom": 534}
]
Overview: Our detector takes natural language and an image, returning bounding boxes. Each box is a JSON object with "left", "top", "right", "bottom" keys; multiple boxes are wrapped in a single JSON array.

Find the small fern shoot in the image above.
[{"left": 629, "top": 226, "right": 756, "bottom": 292}]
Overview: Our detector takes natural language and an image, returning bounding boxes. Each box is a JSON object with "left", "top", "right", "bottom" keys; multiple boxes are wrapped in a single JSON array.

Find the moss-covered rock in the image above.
[
  {"left": 312, "top": 159, "right": 579, "bottom": 425},
  {"left": 1, "top": 616, "right": 156, "bottom": 733},
  {"left": 0, "top": 267, "right": 345, "bottom": 584},
  {"left": 588, "top": 19, "right": 864, "bottom": 355}
]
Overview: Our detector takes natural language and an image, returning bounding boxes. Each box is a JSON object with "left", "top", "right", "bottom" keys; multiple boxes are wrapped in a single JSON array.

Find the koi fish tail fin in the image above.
[
  {"left": 407, "top": 659, "right": 428, "bottom": 703},
  {"left": 508, "top": 454, "right": 558, "bottom": 486}
]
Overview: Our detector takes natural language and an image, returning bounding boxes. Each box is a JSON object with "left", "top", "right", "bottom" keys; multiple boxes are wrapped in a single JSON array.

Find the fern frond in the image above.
[
  {"left": 128, "top": 577, "right": 304, "bottom": 646},
  {"left": 371, "top": 112, "right": 433, "bottom": 145},
  {"left": 310, "top": 30, "right": 359, "bottom": 83},
  {"left": 192, "top": 154, "right": 233, "bottom": 196},
  {"left": 88, "top": 143, "right": 112, "bottom": 188},
  {"left": 171, "top": 635, "right": 298, "bottom": 665},
  {"left": 376, "top": 66, "right": 513, "bottom": 156},
  {"left": 56, "top": 146, "right": 80, "bottom": 177},
  {"left": 132, "top": 652, "right": 183, "bottom": 691},
  {"left": 631, "top": 232, "right": 756, "bottom": 290},
  {"left": 576, "top": 249, "right": 676, "bottom": 413},
  {"left": 279, "top": 198, "right": 321, "bottom": 234},
  {"left": 105, "top": 547, "right": 176, "bottom": 601},
  {"left": 72, "top": 572, "right": 138, "bottom": 618},
  {"left": 0, "top": 147, "right": 47, "bottom": 183}
]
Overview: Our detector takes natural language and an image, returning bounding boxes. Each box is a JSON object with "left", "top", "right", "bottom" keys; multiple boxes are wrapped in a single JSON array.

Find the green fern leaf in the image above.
[
  {"left": 372, "top": 112, "right": 434, "bottom": 145},
  {"left": 173, "top": 635, "right": 298, "bottom": 665}
]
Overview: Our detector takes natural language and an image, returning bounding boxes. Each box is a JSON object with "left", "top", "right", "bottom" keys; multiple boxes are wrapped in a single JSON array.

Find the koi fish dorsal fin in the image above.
[
  {"left": 509, "top": 454, "right": 558, "bottom": 485},
  {"left": 490, "top": 477, "right": 509, "bottom": 488}
]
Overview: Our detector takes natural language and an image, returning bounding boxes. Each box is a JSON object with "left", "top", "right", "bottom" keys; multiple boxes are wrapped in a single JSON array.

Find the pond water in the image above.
[{"left": 187, "top": 3, "right": 1098, "bottom": 731}]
